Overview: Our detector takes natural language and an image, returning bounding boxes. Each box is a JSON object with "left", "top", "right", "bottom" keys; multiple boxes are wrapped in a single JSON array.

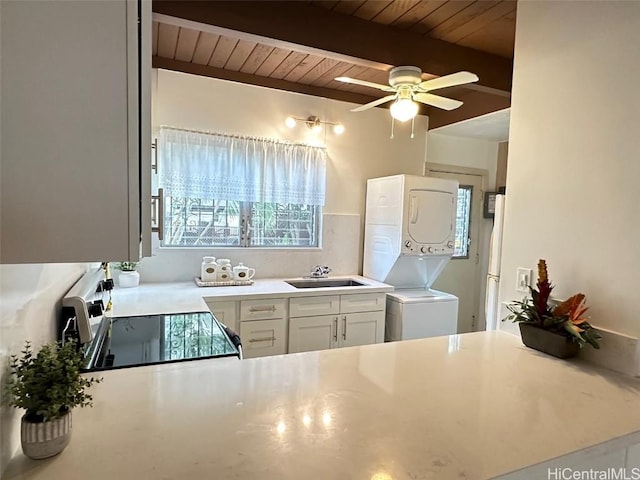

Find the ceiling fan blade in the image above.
[
  {"left": 417, "top": 71, "right": 479, "bottom": 92},
  {"left": 335, "top": 76, "right": 395, "bottom": 92},
  {"left": 351, "top": 95, "right": 397, "bottom": 112},
  {"left": 414, "top": 93, "right": 463, "bottom": 111}
]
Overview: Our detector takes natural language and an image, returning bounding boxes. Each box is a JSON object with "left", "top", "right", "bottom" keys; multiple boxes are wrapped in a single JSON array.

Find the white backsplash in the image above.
[
  {"left": 0, "top": 263, "right": 89, "bottom": 475},
  {"left": 138, "top": 214, "right": 361, "bottom": 283}
]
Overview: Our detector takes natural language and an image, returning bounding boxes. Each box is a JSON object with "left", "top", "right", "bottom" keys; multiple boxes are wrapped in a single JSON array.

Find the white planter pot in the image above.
[
  {"left": 118, "top": 270, "right": 140, "bottom": 288},
  {"left": 21, "top": 411, "right": 72, "bottom": 459}
]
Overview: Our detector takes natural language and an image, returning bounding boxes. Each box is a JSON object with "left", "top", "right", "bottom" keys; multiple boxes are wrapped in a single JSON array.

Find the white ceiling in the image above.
[{"left": 429, "top": 108, "right": 510, "bottom": 142}]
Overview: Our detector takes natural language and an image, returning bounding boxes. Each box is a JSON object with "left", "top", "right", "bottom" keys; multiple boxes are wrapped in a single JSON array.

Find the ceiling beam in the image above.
[
  {"left": 152, "top": 0, "right": 513, "bottom": 94},
  {"left": 152, "top": 56, "right": 383, "bottom": 107}
]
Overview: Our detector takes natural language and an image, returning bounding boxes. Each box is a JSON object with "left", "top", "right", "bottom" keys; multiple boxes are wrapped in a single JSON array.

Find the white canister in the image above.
[
  {"left": 201, "top": 256, "right": 218, "bottom": 282},
  {"left": 232, "top": 263, "right": 255, "bottom": 281},
  {"left": 216, "top": 258, "right": 232, "bottom": 281}
]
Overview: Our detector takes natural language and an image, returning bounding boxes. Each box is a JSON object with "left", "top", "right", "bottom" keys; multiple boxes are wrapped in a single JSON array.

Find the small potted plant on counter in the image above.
[
  {"left": 8, "top": 341, "right": 102, "bottom": 459},
  {"left": 504, "top": 259, "right": 601, "bottom": 358},
  {"left": 115, "top": 261, "right": 139, "bottom": 288}
]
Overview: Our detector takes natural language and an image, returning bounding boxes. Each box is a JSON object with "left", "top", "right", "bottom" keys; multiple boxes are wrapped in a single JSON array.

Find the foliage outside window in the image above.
[
  {"left": 163, "top": 313, "right": 236, "bottom": 360},
  {"left": 158, "top": 127, "right": 326, "bottom": 248},
  {"left": 163, "top": 198, "right": 319, "bottom": 247}
]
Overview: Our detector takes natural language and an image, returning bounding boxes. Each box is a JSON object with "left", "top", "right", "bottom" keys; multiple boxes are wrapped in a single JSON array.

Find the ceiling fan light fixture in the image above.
[
  {"left": 390, "top": 98, "right": 418, "bottom": 122},
  {"left": 333, "top": 123, "right": 345, "bottom": 135},
  {"left": 335, "top": 67, "right": 478, "bottom": 131},
  {"left": 285, "top": 116, "right": 296, "bottom": 128}
]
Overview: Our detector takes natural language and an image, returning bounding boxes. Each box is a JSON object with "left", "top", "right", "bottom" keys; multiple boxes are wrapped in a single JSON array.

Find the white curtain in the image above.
[{"left": 158, "top": 127, "right": 327, "bottom": 205}]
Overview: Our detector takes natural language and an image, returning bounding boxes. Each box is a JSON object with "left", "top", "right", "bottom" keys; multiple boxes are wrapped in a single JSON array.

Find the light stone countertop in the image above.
[
  {"left": 4, "top": 331, "right": 640, "bottom": 479},
  {"left": 105, "top": 275, "right": 394, "bottom": 318}
]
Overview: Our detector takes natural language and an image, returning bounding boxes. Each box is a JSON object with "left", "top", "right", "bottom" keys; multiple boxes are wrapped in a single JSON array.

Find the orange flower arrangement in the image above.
[{"left": 505, "top": 259, "right": 601, "bottom": 349}]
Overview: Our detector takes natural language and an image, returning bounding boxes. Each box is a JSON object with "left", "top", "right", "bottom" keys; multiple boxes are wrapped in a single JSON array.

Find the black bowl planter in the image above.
[{"left": 519, "top": 323, "right": 580, "bottom": 359}]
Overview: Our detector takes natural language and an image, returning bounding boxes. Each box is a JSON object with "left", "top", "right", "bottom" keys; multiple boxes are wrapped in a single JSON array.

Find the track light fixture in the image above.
[{"left": 285, "top": 115, "right": 345, "bottom": 135}]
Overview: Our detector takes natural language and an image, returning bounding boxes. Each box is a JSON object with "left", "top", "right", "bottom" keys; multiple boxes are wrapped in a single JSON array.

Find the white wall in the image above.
[
  {"left": 0, "top": 263, "right": 88, "bottom": 475},
  {"left": 426, "top": 133, "right": 499, "bottom": 330},
  {"left": 140, "top": 69, "right": 428, "bottom": 281},
  {"left": 500, "top": 2, "right": 640, "bottom": 361},
  {"left": 427, "top": 134, "right": 499, "bottom": 182}
]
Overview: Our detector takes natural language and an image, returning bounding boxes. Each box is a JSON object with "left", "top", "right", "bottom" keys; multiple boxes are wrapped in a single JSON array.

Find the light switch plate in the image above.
[{"left": 516, "top": 268, "right": 532, "bottom": 293}]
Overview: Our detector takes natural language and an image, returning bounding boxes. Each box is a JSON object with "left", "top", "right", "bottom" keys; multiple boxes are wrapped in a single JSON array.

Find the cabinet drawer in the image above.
[
  {"left": 240, "top": 318, "right": 286, "bottom": 359},
  {"left": 289, "top": 295, "right": 340, "bottom": 318},
  {"left": 205, "top": 300, "right": 238, "bottom": 331},
  {"left": 240, "top": 298, "right": 286, "bottom": 321},
  {"left": 340, "top": 293, "right": 386, "bottom": 314}
]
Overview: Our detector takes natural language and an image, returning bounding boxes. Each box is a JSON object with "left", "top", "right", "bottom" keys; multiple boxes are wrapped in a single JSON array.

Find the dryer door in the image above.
[{"left": 407, "top": 189, "right": 455, "bottom": 245}]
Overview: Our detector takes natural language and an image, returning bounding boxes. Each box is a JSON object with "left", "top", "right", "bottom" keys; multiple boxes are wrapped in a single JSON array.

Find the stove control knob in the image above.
[
  {"left": 447, "top": 241, "right": 454, "bottom": 248},
  {"left": 428, "top": 246, "right": 434, "bottom": 253},
  {"left": 420, "top": 246, "right": 427, "bottom": 253},
  {"left": 404, "top": 240, "right": 412, "bottom": 248}
]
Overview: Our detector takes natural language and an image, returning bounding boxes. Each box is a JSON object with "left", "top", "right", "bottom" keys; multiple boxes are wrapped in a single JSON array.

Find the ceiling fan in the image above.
[{"left": 336, "top": 66, "right": 479, "bottom": 122}]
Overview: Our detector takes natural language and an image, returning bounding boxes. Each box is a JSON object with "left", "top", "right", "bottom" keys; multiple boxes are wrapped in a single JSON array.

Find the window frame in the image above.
[{"left": 452, "top": 184, "right": 473, "bottom": 260}]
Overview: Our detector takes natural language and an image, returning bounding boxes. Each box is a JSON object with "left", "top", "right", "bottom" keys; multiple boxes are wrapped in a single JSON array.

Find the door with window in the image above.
[{"left": 426, "top": 166, "right": 485, "bottom": 333}]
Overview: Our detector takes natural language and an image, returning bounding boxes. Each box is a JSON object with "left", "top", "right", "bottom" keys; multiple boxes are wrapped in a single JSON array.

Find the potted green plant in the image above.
[
  {"left": 504, "top": 259, "right": 601, "bottom": 358},
  {"left": 115, "top": 261, "right": 140, "bottom": 288},
  {"left": 8, "top": 341, "right": 101, "bottom": 459}
]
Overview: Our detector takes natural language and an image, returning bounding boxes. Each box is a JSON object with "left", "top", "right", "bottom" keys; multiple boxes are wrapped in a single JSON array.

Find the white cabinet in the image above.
[
  {"left": 204, "top": 292, "right": 386, "bottom": 357},
  {"left": 0, "top": 0, "right": 151, "bottom": 263},
  {"left": 340, "top": 293, "right": 386, "bottom": 314},
  {"left": 240, "top": 298, "right": 286, "bottom": 321},
  {"left": 341, "top": 311, "right": 385, "bottom": 348},
  {"left": 289, "top": 295, "right": 340, "bottom": 317},
  {"left": 289, "top": 315, "right": 339, "bottom": 353},
  {"left": 289, "top": 293, "right": 385, "bottom": 354},
  {"left": 240, "top": 318, "right": 287, "bottom": 359},
  {"left": 205, "top": 300, "right": 238, "bottom": 332},
  {"left": 239, "top": 298, "right": 287, "bottom": 359}
]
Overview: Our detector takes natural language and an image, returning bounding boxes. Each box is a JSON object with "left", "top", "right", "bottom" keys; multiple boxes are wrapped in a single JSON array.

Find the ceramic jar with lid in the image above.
[
  {"left": 216, "top": 258, "right": 232, "bottom": 281},
  {"left": 201, "top": 256, "right": 218, "bottom": 282}
]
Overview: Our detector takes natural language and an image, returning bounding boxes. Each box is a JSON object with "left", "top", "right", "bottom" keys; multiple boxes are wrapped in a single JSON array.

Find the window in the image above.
[
  {"left": 453, "top": 186, "right": 472, "bottom": 258},
  {"left": 163, "top": 198, "right": 319, "bottom": 247},
  {"left": 158, "top": 128, "right": 326, "bottom": 248}
]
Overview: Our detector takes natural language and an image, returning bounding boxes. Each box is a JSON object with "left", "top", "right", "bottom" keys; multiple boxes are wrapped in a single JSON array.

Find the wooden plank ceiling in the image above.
[{"left": 152, "top": 0, "right": 516, "bottom": 128}]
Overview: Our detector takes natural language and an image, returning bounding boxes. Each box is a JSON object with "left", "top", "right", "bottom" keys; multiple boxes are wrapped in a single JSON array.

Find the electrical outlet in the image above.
[{"left": 516, "top": 268, "right": 533, "bottom": 293}]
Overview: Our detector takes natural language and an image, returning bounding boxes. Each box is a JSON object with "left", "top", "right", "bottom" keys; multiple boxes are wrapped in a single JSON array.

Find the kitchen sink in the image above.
[{"left": 285, "top": 279, "right": 366, "bottom": 289}]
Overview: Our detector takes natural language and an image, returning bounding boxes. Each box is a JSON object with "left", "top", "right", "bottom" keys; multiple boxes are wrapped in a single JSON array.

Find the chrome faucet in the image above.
[{"left": 309, "top": 265, "right": 331, "bottom": 278}]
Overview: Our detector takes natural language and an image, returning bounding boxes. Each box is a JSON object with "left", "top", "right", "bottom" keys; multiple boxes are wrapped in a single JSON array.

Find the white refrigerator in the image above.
[{"left": 485, "top": 194, "right": 505, "bottom": 331}]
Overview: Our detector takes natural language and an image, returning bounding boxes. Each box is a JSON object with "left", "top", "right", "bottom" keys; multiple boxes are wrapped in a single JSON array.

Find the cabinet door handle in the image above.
[
  {"left": 151, "top": 138, "right": 158, "bottom": 174},
  {"left": 249, "top": 337, "right": 276, "bottom": 343},
  {"left": 249, "top": 306, "right": 277, "bottom": 313},
  {"left": 333, "top": 317, "right": 338, "bottom": 342},
  {"left": 151, "top": 188, "right": 164, "bottom": 241},
  {"left": 342, "top": 315, "right": 347, "bottom": 341}
]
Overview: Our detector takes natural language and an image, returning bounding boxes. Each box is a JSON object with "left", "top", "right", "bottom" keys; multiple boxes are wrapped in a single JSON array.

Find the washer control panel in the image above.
[{"left": 403, "top": 239, "right": 454, "bottom": 255}]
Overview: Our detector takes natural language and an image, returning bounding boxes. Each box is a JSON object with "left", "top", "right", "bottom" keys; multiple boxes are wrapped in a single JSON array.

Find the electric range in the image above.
[{"left": 61, "top": 268, "right": 241, "bottom": 371}]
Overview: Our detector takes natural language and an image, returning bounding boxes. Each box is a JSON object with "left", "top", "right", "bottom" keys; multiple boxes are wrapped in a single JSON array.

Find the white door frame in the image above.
[{"left": 425, "top": 162, "right": 490, "bottom": 331}]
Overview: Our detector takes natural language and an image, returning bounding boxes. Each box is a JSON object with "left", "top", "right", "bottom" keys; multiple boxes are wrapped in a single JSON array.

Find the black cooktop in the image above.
[{"left": 84, "top": 311, "right": 239, "bottom": 371}]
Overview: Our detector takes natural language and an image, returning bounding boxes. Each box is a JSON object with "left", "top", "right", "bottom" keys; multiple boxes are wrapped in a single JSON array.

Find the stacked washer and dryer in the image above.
[{"left": 363, "top": 174, "right": 459, "bottom": 341}]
